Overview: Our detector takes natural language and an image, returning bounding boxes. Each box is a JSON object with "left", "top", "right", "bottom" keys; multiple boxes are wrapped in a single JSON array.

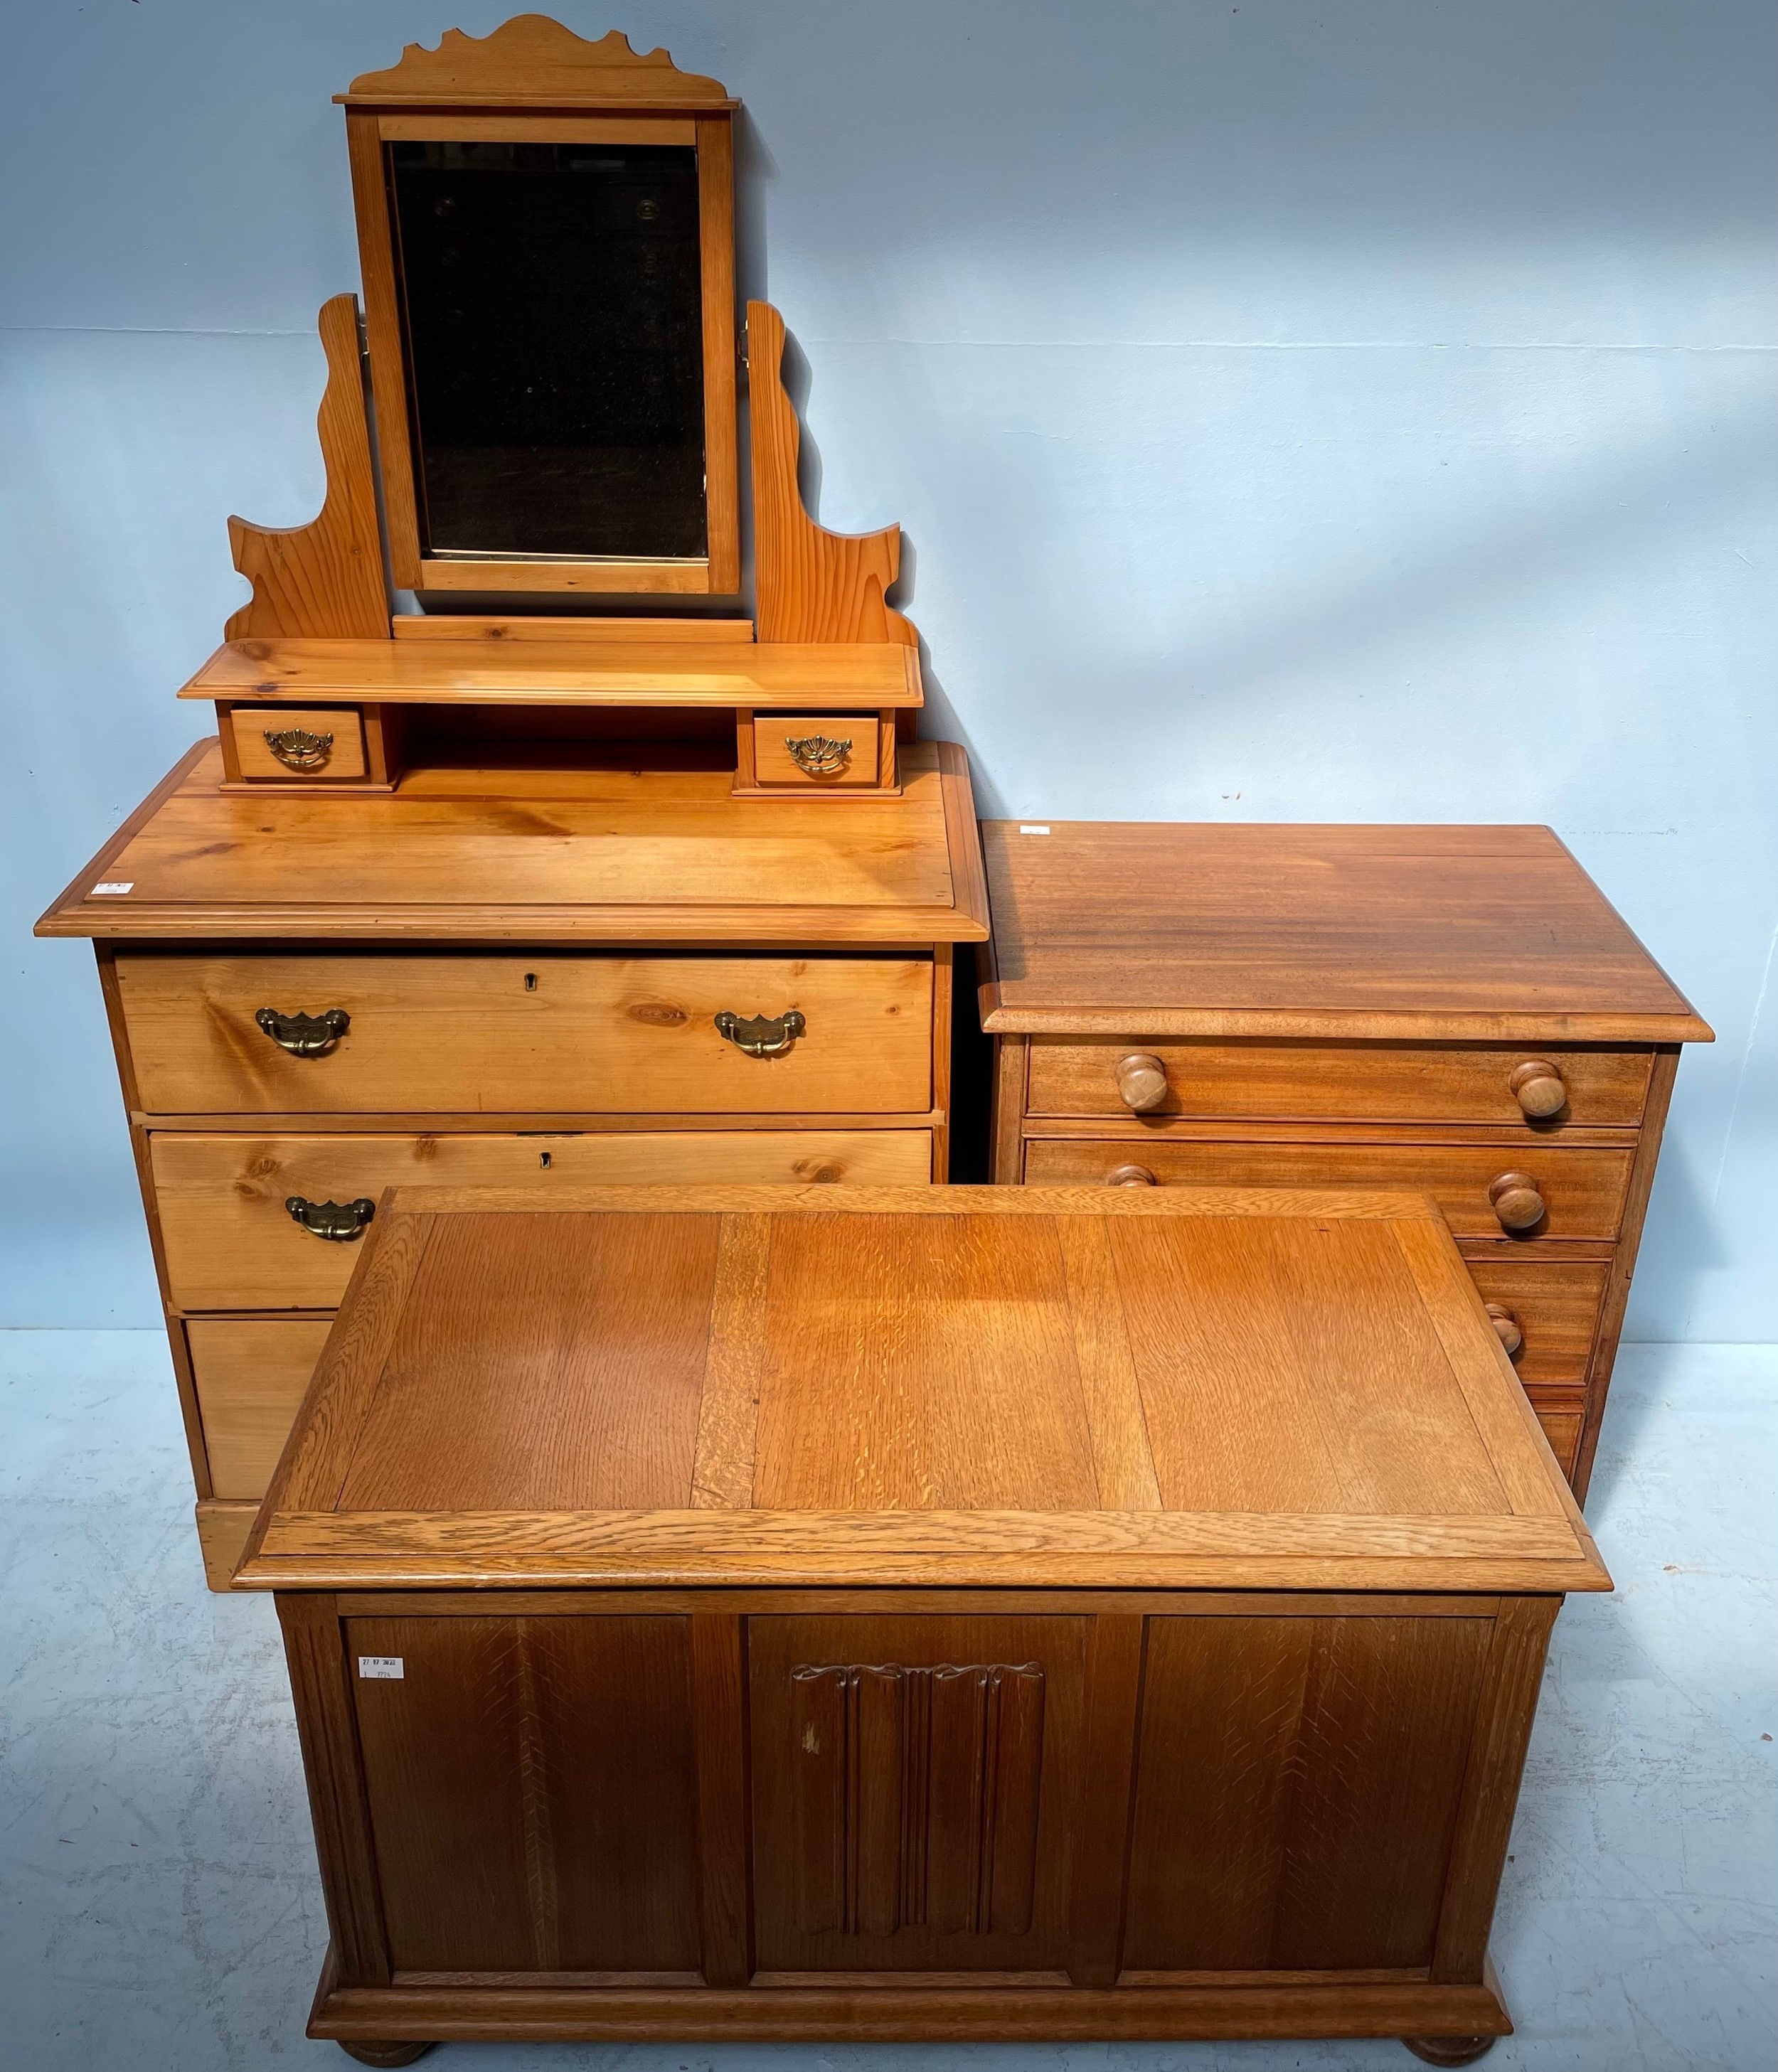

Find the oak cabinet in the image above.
[{"left": 241, "top": 1182, "right": 1607, "bottom": 2055}]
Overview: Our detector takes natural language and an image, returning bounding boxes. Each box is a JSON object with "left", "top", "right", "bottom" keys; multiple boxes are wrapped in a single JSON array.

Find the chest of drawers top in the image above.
[
  {"left": 38, "top": 739, "right": 988, "bottom": 947},
  {"left": 979, "top": 820, "right": 1708, "bottom": 1044}
]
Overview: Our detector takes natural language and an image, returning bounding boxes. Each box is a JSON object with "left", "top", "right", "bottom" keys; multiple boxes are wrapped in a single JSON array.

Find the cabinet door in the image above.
[
  {"left": 346, "top": 1615, "right": 699, "bottom": 1975},
  {"left": 749, "top": 1616, "right": 1089, "bottom": 1971},
  {"left": 1124, "top": 1613, "right": 1494, "bottom": 1973}
]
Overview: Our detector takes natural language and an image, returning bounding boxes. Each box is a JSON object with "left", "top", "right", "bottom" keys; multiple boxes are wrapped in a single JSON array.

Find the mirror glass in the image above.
[{"left": 389, "top": 139, "right": 707, "bottom": 561}]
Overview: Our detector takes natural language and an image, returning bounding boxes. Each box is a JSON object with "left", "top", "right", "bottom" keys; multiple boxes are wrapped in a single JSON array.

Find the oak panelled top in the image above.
[
  {"left": 979, "top": 821, "right": 1710, "bottom": 1043},
  {"left": 36, "top": 742, "right": 988, "bottom": 945},
  {"left": 236, "top": 1183, "right": 1609, "bottom": 1595},
  {"left": 177, "top": 637, "right": 922, "bottom": 709}
]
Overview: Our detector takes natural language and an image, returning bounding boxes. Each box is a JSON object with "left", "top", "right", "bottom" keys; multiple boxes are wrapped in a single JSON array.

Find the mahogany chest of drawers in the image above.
[
  {"left": 238, "top": 1182, "right": 1609, "bottom": 2059},
  {"left": 979, "top": 821, "right": 1711, "bottom": 1499},
  {"left": 37, "top": 741, "right": 988, "bottom": 1588}
]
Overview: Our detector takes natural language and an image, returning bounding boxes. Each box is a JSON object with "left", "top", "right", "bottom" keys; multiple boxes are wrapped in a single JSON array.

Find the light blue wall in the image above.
[{"left": 4, "top": 1, "right": 1773, "bottom": 1333}]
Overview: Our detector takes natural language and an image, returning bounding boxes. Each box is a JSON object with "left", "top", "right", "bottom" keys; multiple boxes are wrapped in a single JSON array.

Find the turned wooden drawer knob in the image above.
[
  {"left": 1484, "top": 1303, "right": 1524, "bottom": 1357},
  {"left": 1509, "top": 1058, "right": 1567, "bottom": 1118},
  {"left": 1114, "top": 1052, "right": 1169, "bottom": 1112},
  {"left": 1488, "top": 1172, "right": 1546, "bottom": 1231},
  {"left": 1107, "top": 1163, "right": 1158, "bottom": 1187}
]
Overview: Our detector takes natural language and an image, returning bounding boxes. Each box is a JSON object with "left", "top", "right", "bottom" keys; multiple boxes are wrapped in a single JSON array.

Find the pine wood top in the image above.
[
  {"left": 36, "top": 742, "right": 989, "bottom": 945},
  {"left": 979, "top": 821, "right": 1710, "bottom": 1043},
  {"left": 236, "top": 1183, "right": 1609, "bottom": 1595},
  {"left": 178, "top": 637, "right": 921, "bottom": 709}
]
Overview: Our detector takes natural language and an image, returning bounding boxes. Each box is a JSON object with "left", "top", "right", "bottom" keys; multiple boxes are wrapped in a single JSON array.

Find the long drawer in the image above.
[
  {"left": 1021, "top": 1138, "right": 1634, "bottom": 1241},
  {"left": 116, "top": 953, "right": 933, "bottom": 1116},
  {"left": 186, "top": 1315, "right": 333, "bottom": 1498},
  {"left": 153, "top": 1128, "right": 934, "bottom": 1309},
  {"left": 1026, "top": 1039, "right": 1651, "bottom": 1127}
]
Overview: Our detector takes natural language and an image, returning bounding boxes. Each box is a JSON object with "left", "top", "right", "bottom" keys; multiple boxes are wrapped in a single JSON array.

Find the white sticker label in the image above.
[
  {"left": 358, "top": 1656, "right": 404, "bottom": 1680},
  {"left": 1018, "top": 824, "right": 1050, "bottom": 835},
  {"left": 91, "top": 882, "right": 134, "bottom": 895}
]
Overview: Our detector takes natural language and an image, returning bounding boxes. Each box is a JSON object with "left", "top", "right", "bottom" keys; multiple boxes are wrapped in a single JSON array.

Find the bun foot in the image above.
[
  {"left": 337, "top": 2046, "right": 435, "bottom": 2068},
  {"left": 1405, "top": 2040, "right": 1496, "bottom": 2066}
]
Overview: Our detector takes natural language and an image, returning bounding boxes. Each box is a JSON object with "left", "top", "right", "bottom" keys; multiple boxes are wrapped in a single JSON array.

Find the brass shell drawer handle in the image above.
[
  {"left": 263, "top": 726, "right": 334, "bottom": 771},
  {"left": 1488, "top": 1171, "right": 1547, "bottom": 1232},
  {"left": 715, "top": 1008, "right": 807, "bottom": 1058},
  {"left": 1484, "top": 1303, "right": 1524, "bottom": 1357},
  {"left": 784, "top": 733, "right": 852, "bottom": 777},
  {"left": 1509, "top": 1058, "right": 1567, "bottom": 1118},
  {"left": 285, "top": 1195, "right": 376, "bottom": 1241},
  {"left": 256, "top": 1006, "right": 351, "bottom": 1057},
  {"left": 1114, "top": 1053, "right": 1169, "bottom": 1113}
]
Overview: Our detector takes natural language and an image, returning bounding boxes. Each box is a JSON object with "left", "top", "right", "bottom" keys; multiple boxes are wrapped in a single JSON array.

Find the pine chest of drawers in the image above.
[
  {"left": 979, "top": 821, "right": 1710, "bottom": 1500},
  {"left": 38, "top": 740, "right": 988, "bottom": 1588}
]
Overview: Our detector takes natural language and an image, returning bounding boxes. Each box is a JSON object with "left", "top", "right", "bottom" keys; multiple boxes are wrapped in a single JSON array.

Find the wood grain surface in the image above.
[
  {"left": 224, "top": 296, "right": 388, "bottom": 641},
  {"left": 1021, "top": 1137, "right": 1634, "bottom": 1241},
  {"left": 341, "top": 21, "right": 736, "bottom": 110},
  {"left": 1026, "top": 1037, "right": 1654, "bottom": 1126},
  {"left": 748, "top": 304, "right": 917, "bottom": 647},
  {"left": 36, "top": 742, "right": 990, "bottom": 946},
  {"left": 979, "top": 821, "right": 1710, "bottom": 1042},
  {"left": 237, "top": 1185, "right": 1608, "bottom": 1595},
  {"left": 180, "top": 636, "right": 920, "bottom": 707},
  {"left": 117, "top": 951, "right": 932, "bottom": 1116},
  {"left": 151, "top": 1132, "right": 935, "bottom": 1310}
]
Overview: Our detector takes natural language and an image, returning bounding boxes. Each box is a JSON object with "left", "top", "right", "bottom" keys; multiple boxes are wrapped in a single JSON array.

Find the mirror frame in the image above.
[{"left": 339, "top": 20, "right": 740, "bottom": 598}]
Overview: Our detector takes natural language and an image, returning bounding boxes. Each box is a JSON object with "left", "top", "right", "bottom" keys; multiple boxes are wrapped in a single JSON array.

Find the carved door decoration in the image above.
[{"left": 789, "top": 1661, "right": 1045, "bottom": 1938}]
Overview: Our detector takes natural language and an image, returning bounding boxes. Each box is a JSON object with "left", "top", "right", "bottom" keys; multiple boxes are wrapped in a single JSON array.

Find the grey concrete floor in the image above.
[{"left": 2, "top": 1333, "right": 1773, "bottom": 2072}]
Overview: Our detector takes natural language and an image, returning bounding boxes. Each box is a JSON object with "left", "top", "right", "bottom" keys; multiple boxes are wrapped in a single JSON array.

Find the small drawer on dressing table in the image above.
[
  {"left": 221, "top": 705, "right": 367, "bottom": 781},
  {"left": 735, "top": 711, "right": 898, "bottom": 794}
]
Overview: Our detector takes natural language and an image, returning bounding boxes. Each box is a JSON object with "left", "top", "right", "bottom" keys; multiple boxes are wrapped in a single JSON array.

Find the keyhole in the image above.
[
  {"left": 523, "top": 973, "right": 538, "bottom": 991},
  {"left": 539, "top": 1151, "right": 552, "bottom": 1169}
]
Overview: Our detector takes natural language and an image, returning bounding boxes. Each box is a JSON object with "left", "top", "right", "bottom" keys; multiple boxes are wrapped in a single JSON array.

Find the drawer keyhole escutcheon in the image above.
[
  {"left": 1509, "top": 1058, "right": 1567, "bottom": 1118},
  {"left": 1484, "top": 1303, "right": 1524, "bottom": 1357},
  {"left": 784, "top": 733, "right": 852, "bottom": 777},
  {"left": 255, "top": 1006, "right": 350, "bottom": 1057},
  {"left": 285, "top": 1195, "right": 376, "bottom": 1241},
  {"left": 715, "top": 1008, "right": 807, "bottom": 1058},
  {"left": 1488, "top": 1172, "right": 1547, "bottom": 1232},
  {"left": 1107, "top": 1163, "right": 1158, "bottom": 1187},
  {"left": 1114, "top": 1052, "right": 1169, "bottom": 1112},
  {"left": 262, "top": 727, "right": 334, "bottom": 772}
]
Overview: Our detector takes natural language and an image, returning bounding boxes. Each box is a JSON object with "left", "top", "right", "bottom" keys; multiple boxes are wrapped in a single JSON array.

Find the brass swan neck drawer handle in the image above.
[
  {"left": 1488, "top": 1171, "right": 1547, "bottom": 1232},
  {"left": 1484, "top": 1303, "right": 1524, "bottom": 1357},
  {"left": 285, "top": 1195, "right": 376, "bottom": 1241},
  {"left": 715, "top": 1008, "right": 807, "bottom": 1058},
  {"left": 1508, "top": 1058, "right": 1567, "bottom": 1118},
  {"left": 784, "top": 733, "right": 853, "bottom": 776},
  {"left": 1114, "top": 1052, "right": 1169, "bottom": 1113},
  {"left": 263, "top": 726, "right": 334, "bottom": 771},
  {"left": 256, "top": 1006, "right": 351, "bottom": 1057}
]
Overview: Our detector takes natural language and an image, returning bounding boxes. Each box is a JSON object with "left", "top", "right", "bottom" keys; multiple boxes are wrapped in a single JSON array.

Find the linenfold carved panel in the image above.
[{"left": 789, "top": 1662, "right": 1045, "bottom": 1938}]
